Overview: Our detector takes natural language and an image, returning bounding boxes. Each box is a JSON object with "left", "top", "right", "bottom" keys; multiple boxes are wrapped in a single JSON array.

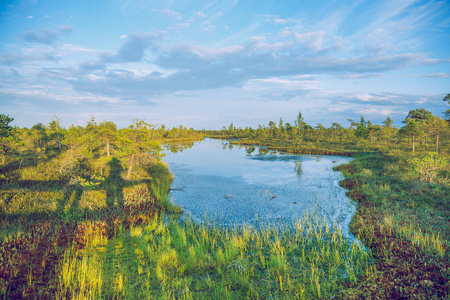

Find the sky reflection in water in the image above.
[{"left": 164, "top": 138, "right": 356, "bottom": 237}]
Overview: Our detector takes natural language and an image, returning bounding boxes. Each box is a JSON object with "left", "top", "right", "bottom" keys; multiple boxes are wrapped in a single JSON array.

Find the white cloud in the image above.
[
  {"left": 202, "top": 23, "right": 216, "bottom": 33},
  {"left": 248, "top": 35, "right": 292, "bottom": 51},
  {"left": 356, "top": 107, "right": 397, "bottom": 116},
  {"left": 157, "top": 8, "right": 182, "bottom": 20},
  {"left": 3, "top": 87, "right": 120, "bottom": 104},
  {"left": 408, "top": 73, "right": 450, "bottom": 78},
  {"left": 293, "top": 30, "right": 326, "bottom": 50},
  {"left": 244, "top": 77, "right": 319, "bottom": 91},
  {"left": 174, "top": 22, "right": 190, "bottom": 29},
  {"left": 352, "top": 94, "right": 398, "bottom": 102},
  {"left": 59, "top": 44, "right": 103, "bottom": 54},
  {"left": 183, "top": 44, "right": 245, "bottom": 59},
  {"left": 274, "top": 18, "right": 287, "bottom": 24}
]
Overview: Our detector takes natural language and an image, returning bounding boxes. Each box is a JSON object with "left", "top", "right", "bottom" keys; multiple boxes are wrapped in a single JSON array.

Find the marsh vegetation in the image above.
[{"left": 0, "top": 105, "right": 449, "bottom": 299}]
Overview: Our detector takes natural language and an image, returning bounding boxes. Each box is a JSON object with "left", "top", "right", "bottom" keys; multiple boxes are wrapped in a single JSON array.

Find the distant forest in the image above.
[{"left": 1, "top": 93, "right": 449, "bottom": 178}]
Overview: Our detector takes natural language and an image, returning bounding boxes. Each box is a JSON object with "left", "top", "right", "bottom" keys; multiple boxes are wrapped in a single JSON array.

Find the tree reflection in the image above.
[
  {"left": 294, "top": 161, "right": 303, "bottom": 176},
  {"left": 245, "top": 146, "right": 255, "bottom": 156}
]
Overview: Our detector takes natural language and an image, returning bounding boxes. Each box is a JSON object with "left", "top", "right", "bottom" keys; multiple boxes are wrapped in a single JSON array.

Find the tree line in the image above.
[
  {"left": 0, "top": 117, "right": 200, "bottom": 180},
  {"left": 212, "top": 96, "right": 450, "bottom": 154},
  {"left": 1, "top": 94, "right": 449, "bottom": 178}
]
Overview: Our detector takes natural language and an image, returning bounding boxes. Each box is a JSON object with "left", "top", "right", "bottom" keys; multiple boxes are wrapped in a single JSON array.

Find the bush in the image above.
[{"left": 409, "top": 152, "right": 448, "bottom": 182}]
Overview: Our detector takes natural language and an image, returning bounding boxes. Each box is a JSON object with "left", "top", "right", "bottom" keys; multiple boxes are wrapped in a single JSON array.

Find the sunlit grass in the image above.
[
  {"left": 1, "top": 136, "right": 449, "bottom": 298},
  {"left": 55, "top": 214, "right": 372, "bottom": 299}
]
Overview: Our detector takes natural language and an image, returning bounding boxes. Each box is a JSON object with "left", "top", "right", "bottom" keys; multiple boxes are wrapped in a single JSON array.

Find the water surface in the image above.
[{"left": 164, "top": 138, "right": 356, "bottom": 237}]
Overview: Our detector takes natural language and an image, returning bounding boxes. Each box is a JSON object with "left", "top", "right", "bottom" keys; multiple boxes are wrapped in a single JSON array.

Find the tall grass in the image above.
[{"left": 55, "top": 213, "right": 372, "bottom": 299}]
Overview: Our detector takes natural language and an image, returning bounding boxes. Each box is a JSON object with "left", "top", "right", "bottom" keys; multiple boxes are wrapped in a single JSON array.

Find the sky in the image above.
[{"left": 0, "top": 0, "right": 449, "bottom": 129}]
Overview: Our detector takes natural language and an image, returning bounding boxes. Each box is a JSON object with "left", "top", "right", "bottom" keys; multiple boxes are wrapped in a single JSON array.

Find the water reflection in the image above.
[
  {"left": 258, "top": 148, "right": 269, "bottom": 156},
  {"left": 163, "top": 138, "right": 356, "bottom": 238},
  {"left": 245, "top": 147, "right": 255, "bottom": 156},
  {"left": 294, "top": 161, "right": 303, "bottom": 176},
  {"left": 163, "top": 141, "right": 196, "bottom": 153}
]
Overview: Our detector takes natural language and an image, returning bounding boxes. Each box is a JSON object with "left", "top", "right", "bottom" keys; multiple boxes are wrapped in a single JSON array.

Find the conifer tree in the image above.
[
  {"left": 117, "top": 119, "right": 163, "bottom": 180},
  {"left": 0, "top": 114, "right": 19, "bottom": 166}
]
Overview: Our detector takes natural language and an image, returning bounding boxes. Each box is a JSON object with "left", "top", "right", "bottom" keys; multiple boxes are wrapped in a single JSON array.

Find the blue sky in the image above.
[{"left": 0, "top": 0, "right": 449, "bottom": 129}]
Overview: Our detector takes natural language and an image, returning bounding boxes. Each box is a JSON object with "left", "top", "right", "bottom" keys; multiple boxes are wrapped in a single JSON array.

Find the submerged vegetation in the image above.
[{"left": 0, "top": 102, "right": 449, "bottom": 299}]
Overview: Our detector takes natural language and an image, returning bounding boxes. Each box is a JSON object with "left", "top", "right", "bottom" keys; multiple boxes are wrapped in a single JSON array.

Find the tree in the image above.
[
  {"left": 425, "top": 115, "right": 448, "bottom": 153},
  {"left": 315, "top": 123, "right": 326, "bottom": 138},
  {"left": 228, "top": 123, "right": 235, "bottom": 135},
  {"left": 355, "top": 116, "right": 369, "bottom": 140},
  {"left": 278, "top": 118, "right": 284, "bottom": 138},
  {"left": 444, "top": 93, "right": 450, "bottom": 104},
  {"left": 117, "top": 119, "right": 164, "bottom": 180},
  {"left": 347, "top": 119, "right": 359, "bottom": 129},
  {"left": 330, "top": 123, "right": 343, "bottom": 141},
  {"left": 367, "top": 121, "right": 381, "bottom": 143},
  {"left": 31, "top": 123, "right": 49, "bottom": 164},
  {"left": 0, "top": 114, "right": 19, "bottom": 166},
  {"left": 400, "top": 109, "right": 433, "bottom": 151},
  {"left": 406, "top": 108, "right": 433, "bottom": 122},
  {"left": 382, "top": 116, "right": 393, "bottom": 128},
  {"left": 303, "top": 124, "right": 313, "bottom": 139},
  {"left": 98, "top": 121, "right": 117, "bottom": 157},
  {"left": 295, "top": 111, "right": 306, "bottom": 138},
  {"left": 256, "top": 125, "right": 267, "bottom": 141},
  {"left": 381, "top": 116, "right": 394, "bottom": 144},
  {"left": 60, "top": 125, "right": 87, "bottom": 175},
  {"left": 285, "top": 122, "right": 293, "bottom": 137},
  {"left": 49, "top": 115, "right": 62, "bottom": 150},
  {"left": 31, "top": 123, "right": 48, "bottom": 149},
  {"left": 399, "top": 118, "right": 422, "bottom": 152},
  {"left": 444, "top": 93, "right": 450, "bottom": 122},
  {"left": 268, "top": 121, "right": 277, "bottom": 137}
]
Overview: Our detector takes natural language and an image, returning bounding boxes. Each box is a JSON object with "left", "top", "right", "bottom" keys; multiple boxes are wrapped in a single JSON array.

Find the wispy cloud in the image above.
[
  {"left": 1, "top": 0, "right": 448, "bottom": 128},
  {"left": 0, "top": 45, "right": 59, "bottom": 64},
  {"left": 57, "top": 27, "right": 442, "bottom": 102},
  {"left": 20, "top": 26, "right": 73, "bottom": 45},
  {"left": 151, "top": 8, "right": 183, "bottom": 20}
]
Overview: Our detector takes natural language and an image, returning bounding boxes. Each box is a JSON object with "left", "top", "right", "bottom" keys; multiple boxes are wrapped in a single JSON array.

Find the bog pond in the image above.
[{"left": 164, "top": 138, "right": 356, "bottom": 238}]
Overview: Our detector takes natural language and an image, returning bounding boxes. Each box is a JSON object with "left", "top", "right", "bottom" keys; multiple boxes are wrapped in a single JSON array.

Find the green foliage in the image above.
[
  {"left": 56, "top": 216, "right": 371, "bottom": 299},
  {"left": 443, "top": 93, "right": 450, "bottom": 104},
  {"left": 0, "top": 114, "right": 20, "bottom": 166},
  {"left": 0, "top": 114, "right": 14, "bottom": 136},
  {"left": 355, "top": 116, "right": 369, "bottom": 140},
  {"left": 0, "top": 107, "right": 449, "bottom": 299},
  {"left": 409, "top": 152, "right": 448, "bottom": 182},
  {"left": 406, "top": 108, "right": 433, "bottom": 121},
  {"left": 117, "top": 119, "right": 164, "bottom": 180}
]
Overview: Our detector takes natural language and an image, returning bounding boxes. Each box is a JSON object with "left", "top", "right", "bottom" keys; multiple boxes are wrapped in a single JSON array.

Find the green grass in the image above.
[
  {"left": 55, "top": 214, "right": 372, "bottom": 299},
  {"left": 1, "top": 137, "right": 449, "bottom": 299},
  {"left": 213, "top": 136, "right": 450, "bottom": 298}
]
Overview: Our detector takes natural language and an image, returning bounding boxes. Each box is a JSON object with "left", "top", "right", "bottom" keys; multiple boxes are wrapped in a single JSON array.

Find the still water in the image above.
[{"left": 164, "top": 138, "right": 356, "bottom": 237}]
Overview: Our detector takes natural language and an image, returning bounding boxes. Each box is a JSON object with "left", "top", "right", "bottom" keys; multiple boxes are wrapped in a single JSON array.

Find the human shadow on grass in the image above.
[
  {"left": 0, "top": 156, "right": 168, "bottom": 299},
  {"left": 0, "top": 157, "right": 164, "bottom": 225}
]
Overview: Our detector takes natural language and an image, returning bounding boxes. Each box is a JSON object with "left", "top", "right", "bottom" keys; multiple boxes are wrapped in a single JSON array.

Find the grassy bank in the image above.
[
  {"left": 1, "top": 137, "right": 449, "bottom": 299},
  {"left": 0, "top": 149, "right": 175, "bottom": 299},
  {"left": 1, "top": 143, "right": 374, "bottom": 299},
  {"left": 221, "top": 136, "right": 450, "bottom": 298},
  {"left": 55, "top": 214, "right": 371, "bottom": 299},
  {"left": 336, "top": 152, "right": 450, "bottom": 298}
]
